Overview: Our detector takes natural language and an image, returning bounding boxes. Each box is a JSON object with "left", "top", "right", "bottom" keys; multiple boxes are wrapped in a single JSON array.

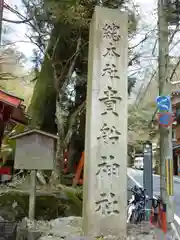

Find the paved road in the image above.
[{"left": 127, "top": 167, "right": 180, "bottom": 228}]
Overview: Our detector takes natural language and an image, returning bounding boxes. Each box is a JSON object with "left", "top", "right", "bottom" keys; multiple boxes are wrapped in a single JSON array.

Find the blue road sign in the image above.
[
  {"left": 157, "top": 112, "right": 173, "bottom": 127},
  {"left": 156, "top": 96, "right": 171, "bottom": 112}
]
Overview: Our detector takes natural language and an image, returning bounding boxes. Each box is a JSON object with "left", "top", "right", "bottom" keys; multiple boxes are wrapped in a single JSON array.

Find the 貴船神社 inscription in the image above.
[
  {"left": 99, "top": 86, "right": 122, "bottom": 116},
  {"left": 95, "top": 155, "right": 120, "bottom": 190},
  {"left": 96, "top": 155, "right": 120, "bottom": 178},
  {"left": 95, "top": 192, "right": 120, "bottom": 216},
  {"left": 83, "top": 6, "right": 128, "bottom": 238},
  {"left": 97, "top": 123, "right": 121, "bottom": 144}
]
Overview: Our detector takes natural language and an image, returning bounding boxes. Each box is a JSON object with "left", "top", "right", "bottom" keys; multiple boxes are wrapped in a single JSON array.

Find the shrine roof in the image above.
[
  {"left": 10, "top": 128, "right": 58, "bottom": 140},
  {"left": 0, "top": 89, "right": 29, "bottom": 125},
  {"left": 0, "top": 89, "right": 24, "bottom": 107}
]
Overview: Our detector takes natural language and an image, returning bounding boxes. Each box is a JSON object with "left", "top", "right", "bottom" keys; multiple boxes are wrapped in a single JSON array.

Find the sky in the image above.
[
  {"left": 3, "top": 0, "right": 156, "bottom": 64},
  {"left": 3, "top": 0, "right": 34, "bottom": 60}
]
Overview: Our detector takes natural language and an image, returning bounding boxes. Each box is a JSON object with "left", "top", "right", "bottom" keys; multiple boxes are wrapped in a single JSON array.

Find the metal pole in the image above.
[
  {"left": 143, "top": 141, "right": 153, "bottom": 217},
  {"left": 158, "top": 0, "right": 174, "bottom": 223}
]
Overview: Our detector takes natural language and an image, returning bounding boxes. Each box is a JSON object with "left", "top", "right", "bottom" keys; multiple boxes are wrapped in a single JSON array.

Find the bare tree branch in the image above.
[
  {"left": 135, "top": 22, "right": 180, "bottom": 116},
  {"left": 169, "top": 57, "right": 180, "bottom": 82},
  {"left": 25, "top": 33, "right": 45, "bottom": 54},
  {"left": 4, "top": 3, "right": 29, "bottom": 23},
  {"left": 64, "top": 100, "right": 86, "bottom": 148},
  {"left": 169, "top": 23, "right": 179, "bottom": 45},
  {"left": 2, "top": 18, "right": 32, "bottom": 24},
  {"left": 128, "top": 54, "right": 140, "bottom": 66},
  {"left": 129, "top": 29, "right": 155, "bottom": 50},
  {"left": 59, "top": 36, "right": 82, "bottom": 93},
  {"left": 0, "top": 40, "right": 32, "bottom": 47},
  {"left": 4, "top": 3, "right": 43, "bottom": 38}
]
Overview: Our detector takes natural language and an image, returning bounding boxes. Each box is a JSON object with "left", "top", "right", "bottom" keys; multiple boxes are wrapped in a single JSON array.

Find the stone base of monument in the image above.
[{"left": 15, "top": 217, "right": 160, "bottom": 240}]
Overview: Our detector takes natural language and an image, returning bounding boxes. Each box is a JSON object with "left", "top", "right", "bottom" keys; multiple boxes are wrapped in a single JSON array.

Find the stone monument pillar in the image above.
[{"left": 83, "top": 6, "right": 128, "bottom": 238}]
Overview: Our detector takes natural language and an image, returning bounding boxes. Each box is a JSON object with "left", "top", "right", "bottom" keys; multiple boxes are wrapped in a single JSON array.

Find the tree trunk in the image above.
[
  {"left": 67, "top": 137, "right": 76, "bottom": 174},
  {"left": 67, "top": 134, "right": 84, "bottom": 174},
  {"left": 55, "top": 36, "right": 82, "bottom": 182},
  {"left": 55, "top": 98, "right": 69, "bottom": 182}
]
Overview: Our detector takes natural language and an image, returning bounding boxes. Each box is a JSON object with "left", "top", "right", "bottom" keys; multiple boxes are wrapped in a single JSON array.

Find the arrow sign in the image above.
[
  {"left": 157, "top": 112, "right": 174, "bottom": 127},
  {"left": 156, "top": 96, "right": 171, "bottom": 112}
]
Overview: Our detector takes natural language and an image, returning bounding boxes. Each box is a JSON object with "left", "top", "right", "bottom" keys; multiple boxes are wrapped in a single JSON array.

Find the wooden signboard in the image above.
[
  {"left": 10, "top": 129, "right": 57, "bottom": 220},
  {"left": 11, "top": 129, "right": 57, "bottom": 170}
]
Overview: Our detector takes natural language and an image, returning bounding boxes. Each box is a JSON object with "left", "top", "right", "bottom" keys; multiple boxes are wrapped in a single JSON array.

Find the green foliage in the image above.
[{"left": 57, "top": 184, "right": 82, "bottom": 215}]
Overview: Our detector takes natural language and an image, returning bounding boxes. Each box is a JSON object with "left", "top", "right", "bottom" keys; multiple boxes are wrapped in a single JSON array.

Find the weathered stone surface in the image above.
[
  {"left": 15, "top": 216, "right": 180, "bottom": 240},
  {"left": 28, "top": 230, "right": 42, "bottom": 240},
  {"left": 20, "top": 216, "right": 158, "bottom": 240},
  {"left": 23, "top": 216, "right": 82, "bottom": 239},
  {"left": 83, "top": 6, "right": 128, "bottom": 238},
  {"left": 39, "top": 237, "right": 64, "bottom": 240},
  {"left": 67, "top": 237, "right": 94, "bottom": 240},
  {"left": 48, "top": 217, "right": 82, "bottom": 238}
]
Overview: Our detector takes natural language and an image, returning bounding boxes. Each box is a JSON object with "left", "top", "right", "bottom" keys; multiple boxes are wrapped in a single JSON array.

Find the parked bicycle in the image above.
[
  {"left": 127, "top": 185, "right": 161, "bottom": 224},
  {"left": 127, "top": 185, "right": 146, "bottom": 224}
]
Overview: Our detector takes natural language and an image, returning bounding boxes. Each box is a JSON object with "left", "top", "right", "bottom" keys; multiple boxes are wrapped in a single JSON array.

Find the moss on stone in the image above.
[{"left": 0, "top": 189, "right": 82, "bottom": 221}]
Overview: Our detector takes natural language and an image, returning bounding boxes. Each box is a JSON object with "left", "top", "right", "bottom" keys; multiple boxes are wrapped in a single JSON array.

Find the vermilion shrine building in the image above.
[{"left": 0, "top": 89, "right": 28, "bottom": 180}]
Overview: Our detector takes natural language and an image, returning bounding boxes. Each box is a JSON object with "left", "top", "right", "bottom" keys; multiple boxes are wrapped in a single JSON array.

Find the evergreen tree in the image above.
[{"left": 25, "top": 0, "right": 140, "bottom": 181}]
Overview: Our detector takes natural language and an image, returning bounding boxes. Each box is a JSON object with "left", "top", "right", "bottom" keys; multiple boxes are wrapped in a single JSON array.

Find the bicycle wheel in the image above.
[
  {"left": 138, "top": 209, "right": 145, "bottom": 222},
  {"left": 130, "top": 210, "right": 139, "bottom": 224}
]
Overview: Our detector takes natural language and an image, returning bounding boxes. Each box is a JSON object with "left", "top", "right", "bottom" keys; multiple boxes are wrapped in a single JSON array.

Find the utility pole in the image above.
[
  {"left": 0, "top": 0, "right": 4, "bottom": 44},
  {"left": 143, "top": 141, "right": 153, "bottom": 219},
  {"left": 158, "top": 0, "right": 174, "bottom": 224}
]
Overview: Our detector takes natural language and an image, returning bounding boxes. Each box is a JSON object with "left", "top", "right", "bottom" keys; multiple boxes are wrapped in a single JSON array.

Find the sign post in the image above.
[
  {"left": 156, "top": 95, "right": 174, "bottom": 223},
  {"left": 29, "top": 169, "right": 37, "bottom": 220},
  {"left": 143, "top": 141, "right": 153, "bottom": 219}
]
